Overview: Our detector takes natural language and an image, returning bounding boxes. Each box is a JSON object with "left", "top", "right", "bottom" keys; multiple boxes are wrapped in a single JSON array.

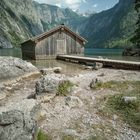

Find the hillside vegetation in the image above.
[{"left": 81, "top": 0, "right": 138, "bottom": 48}]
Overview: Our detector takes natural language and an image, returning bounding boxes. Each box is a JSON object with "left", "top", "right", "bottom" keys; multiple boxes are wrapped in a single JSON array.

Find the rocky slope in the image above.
[
  {"left": 81, "top": 0, "right": 137, "bottom": 48},
  {"left": 0, "top": 0, "right": 85, "bottom": 48},
  {"left": 0, "top": 0, "right": 43, "bottom": 48}
]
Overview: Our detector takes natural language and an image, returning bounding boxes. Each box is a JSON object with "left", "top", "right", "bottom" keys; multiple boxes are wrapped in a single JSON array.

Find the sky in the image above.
[{"left": 34, "top": 0, "right": 119, "bottom": 13}]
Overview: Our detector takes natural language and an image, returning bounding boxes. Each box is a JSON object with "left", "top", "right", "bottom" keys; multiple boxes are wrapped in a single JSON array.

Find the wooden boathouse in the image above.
[{"left": 21, "top": 24, "right": 87, "bottom": 60}]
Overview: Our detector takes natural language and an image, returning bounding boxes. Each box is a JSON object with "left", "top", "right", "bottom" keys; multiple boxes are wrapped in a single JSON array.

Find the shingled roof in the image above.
[{"left": 21, "top": 25, "right": 87, "bottom": 44}]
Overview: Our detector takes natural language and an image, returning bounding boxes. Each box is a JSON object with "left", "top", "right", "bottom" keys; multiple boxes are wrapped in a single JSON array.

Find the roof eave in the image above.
[
  {"left": 21, "top": 25, "right": 88, "bottom": 44},
  {"left": 21, "top": 39, "right": 35, "bottom": 45}
]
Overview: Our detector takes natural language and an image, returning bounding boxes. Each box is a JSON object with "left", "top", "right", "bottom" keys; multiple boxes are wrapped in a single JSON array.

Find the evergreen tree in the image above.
[{"left": 130, "top": 0, "right": 140, "bottom": 48}]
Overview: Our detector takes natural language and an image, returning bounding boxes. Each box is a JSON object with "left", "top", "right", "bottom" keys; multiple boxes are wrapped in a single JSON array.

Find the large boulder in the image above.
[
  {"left": 122, "top": 48, "right": 140, "bottom": 57},
  {"left": 0, "top": 56, "right": 39, "bottom": 81},
  {"left": 36, "top": 74, "right": 72, "bottom": 95},
  {"left": 89, "top": 78, "right": 100, "bottom": 89},
  {"left": 0, "top": 99, "right": 40, "bottom": 140},
  {"left": 53, "top": 67, "right": 62, "bottom": 74},
  {"left": 92, "top": 62, "right": 103, "bottom": 70}
]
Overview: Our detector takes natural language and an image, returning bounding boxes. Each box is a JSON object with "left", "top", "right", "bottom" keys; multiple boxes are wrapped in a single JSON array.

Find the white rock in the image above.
[{"left": 122, "top": 96, "right": 137, "bottom": 103}]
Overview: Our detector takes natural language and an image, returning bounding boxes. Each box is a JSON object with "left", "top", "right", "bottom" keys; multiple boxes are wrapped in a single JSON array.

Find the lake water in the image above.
[
  {"left": 85, "top": 48, "right": 140, "bottom": 62},
  {"left": 0, "top": 48, "right": 22, "bottom": 58},
  {"left": 0, "top": 48, "right": 84, "bottom": 75},
  {"left": 0, "top": 48, "right": 140, "bottom": 69}
]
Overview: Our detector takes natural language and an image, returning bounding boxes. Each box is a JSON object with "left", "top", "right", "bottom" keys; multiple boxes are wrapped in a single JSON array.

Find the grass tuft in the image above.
[
  {"left": 93, "top": 81, "right": 128, "bottom": 91},
  {"left": 62, "top": 135, "right": 75, "bottom": 140},
  {"left": 101, "top": 81, "right": 140, "bottom": 131},
  {"left": 57, "top": 81, "right": 73, "bottom": 96},
  {"left": 107, "top": 94, "right": 140, "bottom": 131},
  {"left": 37, "top": 130, "right": 51, "bottom": 140}
]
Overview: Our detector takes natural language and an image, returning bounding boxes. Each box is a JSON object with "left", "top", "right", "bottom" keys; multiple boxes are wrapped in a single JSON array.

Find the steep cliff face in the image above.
[
  {"left": 81, "top": 0, "right": 137, "bottom": 48},
  {"left": 0, "top": 0, "right": 85, "bottom": 48},
  {"left": 0, "top": 0, "right": 44, "bottom": 48},
  {"left": 33, "top": 1, "right": 86, "bottom": 31}
]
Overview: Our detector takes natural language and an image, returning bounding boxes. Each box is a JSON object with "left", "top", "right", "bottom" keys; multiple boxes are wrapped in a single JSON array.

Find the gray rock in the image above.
[
  {"left": 84, "top": 66, "right": 93, "bottom": 70},
  {"left": 36, "top": 74, "right": 65, "bottom": 95},
  {"left": 40, "top": 67, "right": 62, "bottom": 75},
  {"left": 92, "top": 62, "right": 103, "bottom": 70},
  {"left": 53, "top": 67, "right": 62, "bottom": 74},
  {"left": 40, "top": 68, "right": 53, "bottom": 75},
  {"left": 122, "top": 96, "right": 137, "bottom": 103},
  {"left": 97, "top": 56, "right": 103, "bottom": 59},
  {"left": 123, "top": 48, "right": 140, "bottom": 57},
  {"left": 0, "top": 85, "right": 7, "bottom": 100},
  {"left": 65, "top": 96, "right": 83, "bottom": 108},
  {"left": 0, "top": 91, "right": 6, "bottom": 100},
  {"left": 0, "top": 56, "right": 38, "bottom": 81},
  {"left": 0, "top": 99, "right": 40, "bottom": 140},
  {"left": 89, "top": 78, "right": 99, "bottom": 89}
]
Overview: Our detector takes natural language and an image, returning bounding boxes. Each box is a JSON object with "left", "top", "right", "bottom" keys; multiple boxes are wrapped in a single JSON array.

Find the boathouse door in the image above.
[{"left": 56, "top": 39, "right": 66, "bottom": 55}]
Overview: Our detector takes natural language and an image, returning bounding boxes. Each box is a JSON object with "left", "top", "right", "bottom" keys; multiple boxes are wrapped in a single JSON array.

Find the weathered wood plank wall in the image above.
[{"left": 35, "top": 29, "right": 83, "bottom": 59}]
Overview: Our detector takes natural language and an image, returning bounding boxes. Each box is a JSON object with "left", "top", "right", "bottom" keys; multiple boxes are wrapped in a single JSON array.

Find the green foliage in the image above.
[
  {"left": 93, "top": 81, "right": 129, "bottom": 91},
  {"left": 62, "top": 135, "right": 75, "bottom": 140},
  {"left": 57, "top": 81, "right": 73, "bottom": 96},
  {"left": 37, "top": 130, "right": 51, "bottom": 140},
  {"left": 130, "top": 0, "right": 140, "bottom": 48},
  {"left": 107, "top": 95, "right": 140, "bottom": 131},
  {"left": 105, "top": 38, "right": 133, "bottom": 48},
  {"left": 87, "top": 135, "right": 108, "bottom": 140},
  {"left": 8, "top": 31, "right": 23, "bottom": 47}
]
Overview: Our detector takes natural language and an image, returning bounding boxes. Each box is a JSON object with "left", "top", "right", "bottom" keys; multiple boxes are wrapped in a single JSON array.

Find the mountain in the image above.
[
  {"left": 81, "top": 0, "right": 137, "bottom": 48},
  {"left": 33, "top": 1, "right": 86, "bottom": 31},
  {"left": 0, "top": 0, "right": 85, "bottom": 48},
  {"left": 0, "top": 0, "right": 137, "bottom": 49}
]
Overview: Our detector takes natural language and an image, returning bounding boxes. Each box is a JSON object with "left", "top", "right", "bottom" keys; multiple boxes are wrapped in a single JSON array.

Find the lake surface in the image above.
[
  {"left": 85, "top": 48, "right": 140, "bottom": 62},
  {"left": 0, "top": 48, "right": 22, "bottom": 58},
  {"left": 0, "top": 48, "right": 84, "bottom": 75},
  {"left": 0, "top": 48, "right": 140, "bottom": 69}
]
